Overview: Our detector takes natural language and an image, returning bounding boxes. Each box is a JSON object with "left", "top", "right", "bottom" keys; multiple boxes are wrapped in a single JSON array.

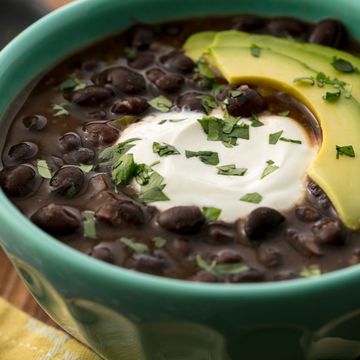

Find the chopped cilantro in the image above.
[
  {"left": 37, "top": 159, "right": 52, "bottom": 179},
  {"left": 119, "top": 237, "right": 149, "bottom": 253},
  {"left": 82, "top": 210, "right": 96, "bottom": 239},
  {"left": 202, "top": 207, "right": 222, "bottom": 221},
  {"left": 79, "top": 164, "right": 93, "bottom": 173},
  {"left": 139, "top": 186, "right": 169, "bottom": 203},
  {"left": 152, "top": 142, "right": 180, "bottom": 157},
  {"left": 52, "top": 103, "right": 69, "bottom": 117},
  {"left": 152, "top": 236, "right": 167, "bottom": 248},
  {"left": 240, "top": 192, "right": 263, "bottom": 204},
  {"left": 112, "top": 153, "right": 137, "bottom": 185},
  {"left": 196, "top": 57, "right": 215, "bottom": 79},
  {"left": 217, "top": 164, "right": 247, "bottom": 176},
  {"left": 230, "top": 90, "right": 242, "bottom": 97},
  {"left": 250, "top": 113, "right": 264, "bottom": 127},
  {"left": 261, "top": 160, "right": 279, "bottom": 179},
  {"left": 196, "top": 255, "right": 216, "bottom": 275},
  {"left": 250, "top": 44, "right": 262, "bottom": 58},
  {"left": 293, "top": 76, "right": 315, "bottom": 85},
  {"left": 59, "top": 77, "right": 86, "bottom": 92},
  {"left": 269, "top": 130, "right": 283, "bottom": 145},
  {"left": 331, "top": 57, "right": 357, "bottom": 73},
  {"left": 336, "top": 145, "right": 355, "bottom": 159},
  {"left": 300, "top": 266, "right": 321, "bottom": 278},
  {"left": 196, "top": 95, "right": 218, "bottom": 114},
  {"left": 280, "top": 137, "right": 302, "bottom": 144},
  {"left": 322, "top": 90, "right": 341, "bottom": 101},
  {"left": 66, "top": 183, "right": 77, "bottom": 198},
  {"left": 99, "top": 138, "right": 140, "bottom": 163},
  {"left": 185, "top": 150, "right": 219, "bottom": 165},
  {"left": 138, "top": 169, "right": 169, "bottom": 203},
  {"left": 278, "top": 110, "right": 290, "bottom": 117},
  {"left": 124, "top": 47, "right": 137, "bottom": 60},
  {"left": 148, "top": 96, "right": 172, "bottom": 113},
  {"left": 231, "top": 122, "right": 249, "bottom": 140},
  {"left": 111, "top": 115, "right": 135, "bottom": 128}
]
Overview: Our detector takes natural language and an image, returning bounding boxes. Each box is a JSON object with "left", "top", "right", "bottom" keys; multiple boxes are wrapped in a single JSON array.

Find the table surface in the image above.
[{"left": 0, "top": 0, "right": 72, "bottom": 329}]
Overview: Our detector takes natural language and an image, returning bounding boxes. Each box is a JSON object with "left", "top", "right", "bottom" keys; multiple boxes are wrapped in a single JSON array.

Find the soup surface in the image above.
[{"left": 1, "top": 15, "right": 360, "bottom": 283}]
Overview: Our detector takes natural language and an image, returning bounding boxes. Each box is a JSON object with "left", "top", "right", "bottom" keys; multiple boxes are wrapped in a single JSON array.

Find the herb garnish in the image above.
[
  {"left": 158, "top": 118, "right": 186, "bottom": 125},
  {"left": 196, "top": 255, "right": 249, "bottom": 279},
  {"left": 139, "top": 187, "right": 169, "bottom": 203},
  {"left": 322, "top": 90, "right": 341, "bottom": 102},
  {"left": 185, "top": 150, "right": 219, "bottom": 165},
  {"left": 124, "top": 47, "right": 137, "bottom": 60},
  {"left": 112, "top": 153, "right": 138, "bottom": 185},
  {"left": 99, "top": 138, "right": 140, "bottom": 164},
  {"left": 195, "top": 57, "right": 216, "bottom": 89},
  {"left": 250, "top": 113, "right": 264, "bottom": 127},
  {"left": 280, "top": 137, "right": 302, "bottom": 144},
  {"left": 196, "top": 95, "right": 218, "bottom": 114},
  {"left": 278, "top": 110, "right": 290, "bottom": 117},
  {"left": 217, "top": 164, "right": 247, "bottom": 176},
  {"left": 79, "top": 164, "right": 93, "bottom": 173},
  {"left": 250, "top": 44, "right": 262, "bottom": 58},
  {"left": 152, "top": 236, "right": 167, "bottom": 248},
  {"left": 59, "top": 77, "right": 86, "bottom": 92},
  {"left": 331, "top": 57, "right": 357, "bottom": 73},
  {"left": 83, "top": 211, "right": 96, "bottom": 239},
  {"left": 240, "top": 192, "right": 263, "bottom": 204},
  {"left": 52, "top": 103, "right": 69, "bottom": 117},
  {"left": 37, "top": 159, "right": 52, "bottom": 179},
  {"left": 293, "top": 76, "right": 315, "bottom": 85},
  {"left": 148, "top": 96, "right": 172, "bottom": 113},
  {"left": 137, "top": 167, "right": 169, "bottom": 203},
  {"left": 119, "top": 237, "right": 149, "bottom": 253},
  {"left": 111, "top": 116, "right": 135, "bottom": 128},
  {"left": 261, "top": 160, "right": 279, "bottom": 179},
  {"left": 230, "top": 90, "right": 242, "bottom": 98},
  {"left": 152, "top": 142, "right": 180, "bottom": 157},
  {"left": 269, "top": 130, "right": 283, "bottom": 145},
  {"left": 202, "top": 207, "right": 222, "bottom": 221},
  {"left": 300, "top": 265, "right": 321, "bottom": 278},
  {"left": 336, "top": 145, "right": 355, "bottom": 159}
]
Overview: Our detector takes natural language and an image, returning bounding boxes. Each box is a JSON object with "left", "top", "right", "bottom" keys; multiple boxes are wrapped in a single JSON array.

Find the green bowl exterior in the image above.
[{"left": 0, "top": 0, "right": 360, "bottom": 359}]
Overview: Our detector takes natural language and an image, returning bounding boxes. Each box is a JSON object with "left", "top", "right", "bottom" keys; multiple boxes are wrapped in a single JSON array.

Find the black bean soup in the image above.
[{"left": 1, "top": 15, "right": 360, "bottom": 283}]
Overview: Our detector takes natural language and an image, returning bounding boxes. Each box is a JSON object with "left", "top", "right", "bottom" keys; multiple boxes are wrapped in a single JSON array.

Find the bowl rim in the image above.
[{"left": 1, "top": 0, "right": 360, "bottom": 297}]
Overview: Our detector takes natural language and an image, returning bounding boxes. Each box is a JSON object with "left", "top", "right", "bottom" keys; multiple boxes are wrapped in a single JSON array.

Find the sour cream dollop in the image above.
[{"left": 116, "top": 111, "right": 318, "bottom": 222}]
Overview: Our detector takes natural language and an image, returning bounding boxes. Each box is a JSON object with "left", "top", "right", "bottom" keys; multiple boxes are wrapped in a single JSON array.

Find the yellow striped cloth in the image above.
[{"left": 0, "top": 298, "right": 101, "bottom": 360}]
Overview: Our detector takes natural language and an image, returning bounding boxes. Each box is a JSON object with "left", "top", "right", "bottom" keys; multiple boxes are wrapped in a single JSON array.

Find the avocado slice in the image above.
[
  {"left": 183, "top": 31, "right": 217, "bottom": 61},
  {"left": 193, "top": 34, "right": 360, "bottom": 230}
]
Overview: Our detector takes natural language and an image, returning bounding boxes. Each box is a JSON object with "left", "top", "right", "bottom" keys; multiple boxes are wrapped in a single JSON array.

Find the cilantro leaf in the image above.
[
  {"left": 322, "top": 90, "right": 341, "bottom": 101},
  {"left": 278, "top": 110, "right": 290, "bottom": 117},
  {"left": 250, "top": 44, "right": 262, "bottom": 58},
  {"left": 261, "top": 160, "right": 279, "bottom": 179},
  {"left": 196, "top": 95, "right": 218, "bottom": 114},
  {"left": 99, "top": 138, "right": 140, "bottom": 163},
  {"left": 300, "top": 265, "right": 321, "bottom": 278},
  {"left": 153, "top": 142, "right": 180, "bottom": 157},
  {"left": 59, "top": 77, "right": 86, "bottom": 92},
  {"left": 331, "top": 57, "right": 357, "bottom": 73},
  {"left": 202, "top": 207, "right": 222, "bottom": 221},
  {"left": 139, "top": 186, "right": 169, "bottom": 203},
  {"left": 293, "top": 76, "right": 315, "bottom": 85},
  {"left": 217, "top": 164, "right": 247, "bottom": 176},
  {"left": 52, "top": 103, "right": 69, "bottom": 117},
  {"left": 79, "top": 164, "right": 93, "bottom": 173},
  {"left": 250, "top": 113, "right": 264, "bottom": 127},
  {"left": 279, "top": 137, "right": 302, "bottom": 144},
  {"left": 185, "top": 150, "right": 219, "bottom": 165},
  {"left": 336, "top": 145, "right": 355, "bottom": 159},
  {"left": 37, "top": 159, "right": 52, "bottom": 179},
  {"left": 240, "top": 192, "right": 263, "bottom": 204},
  {"left": 119, "top": 237, "right": 149, "bottom": 253},
  {"left": 148, "top": 96, "right": 172, "bottom": 112},
  {"left": 112, "top": 153, "right": 137, "bottom": 185},
  {"left": 83, "top": 210, "right": 96, "bottom": 239},
  {"left": 152, "top": 236, "right": 167, "bottom": 248},
  {"left": 269, "top": 130, "right": 283, "bottom": 145}
]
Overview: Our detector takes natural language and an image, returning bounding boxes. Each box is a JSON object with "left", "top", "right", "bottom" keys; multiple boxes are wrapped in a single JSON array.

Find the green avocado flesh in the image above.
[{"left": 184, "top": 31, "right": 360, "bottom": 230}]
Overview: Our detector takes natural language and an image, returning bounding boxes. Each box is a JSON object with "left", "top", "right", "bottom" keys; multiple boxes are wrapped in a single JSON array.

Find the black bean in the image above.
[
  {"left": 257, "top": 247, "right": 282, "bottom": 268},
  {"left": 266, "top": 18, "right": 307, "bottom": 38},
  {"left": 232, "top": 15, "right": 264, "bottom": 32},
  {"left": 295, "top": 205, "right": 320, "bottom": 222},
  {"left": 99, "top": 66, "right": 146, "bottom": 94},
  {"left": 81, "top": 60, "right": 99, "bottom": 72},
  {"left": 47, "top": 156, "right": 64, "bottom": 171},
  {"left": 31, "top": 204, "right": 80, "bottom": 235},
  {"left": 23, "top": 115, "right": 47, "bottom": 131},
  {"left": 208, "top": 222, "right": 235, "bottom": 244},
  {"left": 172, "top": 238, "right": 191, "bottom": 256},
  {"left": 214, "top": 249, "right": 242, "bottom": 264},
  {"left": 177, "top": 92, "right": 205, "bottom": 112},
  {"left": 146, "top": 68, "right": 165, "bottom": 83},
  {"left": 50, "top": 166, "right": 84, "bottom": 197},
  {"left": 317, "top": 193, "right": 331, "bottom": 210},
  {"left": 309, "top": 19, "right": 345, "bottom": 48},
  {"left": 162, "top": 52, "right": 195, "bottom": 74},
  {"left": 63, "top": 147, "right": 95, "bottom": 165},
  {"left": 96, "top": 199, "right": 145, "bottom": 227},
  {"left": 244, "top": 207, "right": 285, "bottom": 240},
  {"left": 88, "top": 110, "right": 108, "bottom": 120},
  {"left": 0, "top": 165, "right": 37, "bottom": 197},
  {"left": 8, "top": 142, "right": 38, "bottom": 161},
  {"left": 155, "top": 74, "right": 184, "bottom": 93},
  {"left": 349, "top": 248, "right": 360, "bottom": 266},
  {"left": 312, "top": 218, "right": 345, "bottom": 246},
  {"left": 191, "top": 270, "right": 218, "bottom": 283},
  {"left": 59, "top": 132, "right": 81, "bottom": 153},
  {"left": 91, "top": 244, "right": 115, "bottom": 264},
  {"left": 157, "top": 206, "right": 204, "bottom": 234},
  {"left": 161, "top": 24, "right": 182, "bottom": 36},
  {"left": 227, "top": 85, "right": 266, "bottom": 117},
  {"left": 70, "top": 86, "right": 113, "bottom": 106},
  {"left": 83, "top": 122, "right": 119, "bottom": 146},
  {"left": 307, "top": 181, "right": 324, "bottom": 197},
  {"left": 131, "top": 253, "right": 166, "bottom": 274},
  {"left": 128, "top": 53, "right": 154, "bottom": 70},
  {"left": 272, "top": 271, "right": 298, "bottom": 281},
  {"left": 131, "top": 26, "right": 154, "bottom": 50},
  {"left": 286, "top": 229, "right": 323, "bottom": 257},
  {"left": 112, "top": 97, "right": 149, "bottom": 115},
  {"left": 230, "top": 269, "right": 264, "bottom": 283}
]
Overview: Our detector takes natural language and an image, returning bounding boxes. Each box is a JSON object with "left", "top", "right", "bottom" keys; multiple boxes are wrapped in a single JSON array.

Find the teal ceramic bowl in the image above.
[{"left": 1, "top": 0, "right": 360, "bottom": 359}]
